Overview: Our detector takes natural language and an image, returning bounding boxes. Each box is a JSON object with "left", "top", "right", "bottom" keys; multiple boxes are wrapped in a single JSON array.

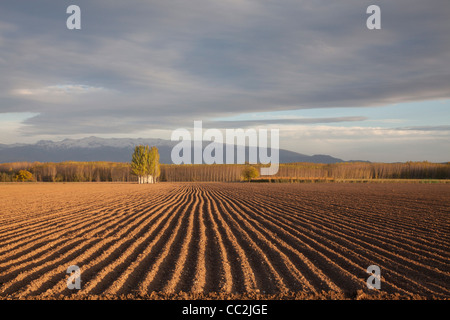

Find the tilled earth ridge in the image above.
[{"left": 0, "top": 182, "right": 448, "bottom": 299}]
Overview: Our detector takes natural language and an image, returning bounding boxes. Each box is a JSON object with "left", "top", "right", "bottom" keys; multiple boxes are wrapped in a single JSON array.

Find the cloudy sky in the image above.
[{"left": 0, "top": 0, "right": 449, "bottom": 162}]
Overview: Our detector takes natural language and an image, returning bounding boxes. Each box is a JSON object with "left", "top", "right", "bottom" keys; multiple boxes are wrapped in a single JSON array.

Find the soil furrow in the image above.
[
  {"left": 0, "top": 182, "right": 448, "bottom": 299},
  {"left": 137, "top": 186, "right": 198, "bottom": 293},
  {"left": 241, "top": 194, "right": 450, "bottom": 295},
  {"left": 221, "top": 186, "right": 444, "bottom": 297},
  {"left": 201, "top": 185, "right": 234, "bottom": 293},
  {"left": 75, "top": 186, "right": 191, "bottom": 296},
  {"left": 204, "top": 187, "right": 258, "bottom": 293},
  {"left": 211, "top": 190, "right": 288, "bottom": 294},
  {"left": 23, "top": 187, "right": 187, "bottom": 297}
]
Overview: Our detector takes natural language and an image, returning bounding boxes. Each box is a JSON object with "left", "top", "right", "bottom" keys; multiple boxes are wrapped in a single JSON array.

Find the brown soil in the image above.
[{"left": 0, "top": 182, "right": 448, "bottom": 300}]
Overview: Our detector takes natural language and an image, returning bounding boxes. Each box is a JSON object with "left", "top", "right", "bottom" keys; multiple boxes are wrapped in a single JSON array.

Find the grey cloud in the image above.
[
  {"left": 206, "top": 116, "right": 368, "bottom": 129},
  {"left": 396, "top": 125, "right": 450, "bottom": 131},
  {"left": 1, "top": 0, "right": 449, "bottom": 136}
]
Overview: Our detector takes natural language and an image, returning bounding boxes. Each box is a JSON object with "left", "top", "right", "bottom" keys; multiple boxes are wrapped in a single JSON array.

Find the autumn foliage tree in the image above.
[
  {"left": 147, "top": 146, "right": 161, "bottom": 183},
  {"left": 242, "top": 165, "right": 259, "bottom": 182},
  {"left": 131, "top": 145, "right": 160, "bottom": 184},
  {"left": 131, "top": 145, "right": 147, "bottom": 183},
  {"left": 14, "top": 170, "right": 34, "bottom": 182}
]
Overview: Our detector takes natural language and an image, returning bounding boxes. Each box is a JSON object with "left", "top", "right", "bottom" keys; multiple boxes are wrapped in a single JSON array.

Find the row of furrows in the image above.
[
  {"left": 250, "top": 185, "right": 450, "bottom": 238},
  {"left": 209, "top": 185, "right": 370, "bottom": 295},
  {"left": 0, "top": 182, "right": 448, "bottom": 299},
  {"left": 276, "top": 185, "right": 449, "bottom": 226},
  {"left": 34, "top": 185, "right": 195, "bottom": 298},
  {"left": 0, "top": 186, "right": 173, "bottom": 240},
  {"left": 0, "top": 188, "right": 174, "bottom": 265},
  {"left": 0, "top": 185, "right": 184, "bottom": 296},
  {"left": 0, "top": 186, "right": 131, "bottom": 228},
  {"left": 241, "top": 186, "right": 450, "bottom": 276},
  {"left": 208, "top": 184, "right": 450, "bottom": 297},
  {"left": 259, "top": 191, "right": 450, "bottom": 265},
  {"left": 243, "top": 185, "right": 450, "bottom": 257}
]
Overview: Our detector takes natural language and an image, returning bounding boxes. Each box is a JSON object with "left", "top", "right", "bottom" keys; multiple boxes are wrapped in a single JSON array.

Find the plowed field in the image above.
[{"left": 0, "top": 182, "right": 448, "bottom": 299}]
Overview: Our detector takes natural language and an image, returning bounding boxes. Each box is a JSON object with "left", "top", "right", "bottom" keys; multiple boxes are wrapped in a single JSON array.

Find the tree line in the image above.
[
  {"left": 0, "top": 160, "right": 448, "bottom": 182},
  {"left": 0, "top": 161, "right": 134, "bottom": 182}
]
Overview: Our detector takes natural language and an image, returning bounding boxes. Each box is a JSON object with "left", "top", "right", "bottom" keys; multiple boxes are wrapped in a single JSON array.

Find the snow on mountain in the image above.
[
  {"left": 0, "top": 137, "right": 347, "bottom": 164},
  {"left": 34, "top": 136, "right": 171, "bottom": 149}
]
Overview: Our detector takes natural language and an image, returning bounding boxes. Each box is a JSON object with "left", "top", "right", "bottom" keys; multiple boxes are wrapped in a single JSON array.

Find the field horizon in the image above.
[{"left": 1, "top": 160, "right": 449, "bottom": 183}]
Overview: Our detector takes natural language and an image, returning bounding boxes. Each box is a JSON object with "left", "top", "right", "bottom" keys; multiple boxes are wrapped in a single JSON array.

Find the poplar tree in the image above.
[
  {"left": 147, "top": 146, "right": 161, "bottom": 183},
  {"left": 131, "top": 145, "right": 147, "bottom": 184},
  {"left": 131, "top": 145, "right": 160, "bottom": 183}
]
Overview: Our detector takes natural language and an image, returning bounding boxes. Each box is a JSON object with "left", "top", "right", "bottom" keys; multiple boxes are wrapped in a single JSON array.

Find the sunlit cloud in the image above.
[{"left": 12, "top": 84, "right": 106, "bottom": 96}]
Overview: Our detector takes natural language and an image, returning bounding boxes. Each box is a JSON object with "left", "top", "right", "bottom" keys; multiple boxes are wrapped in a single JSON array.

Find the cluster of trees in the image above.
[
  {"left": 160, "top": 164, "right": 248, "bottom": 182},
  {"left": 1, "top": 160, "right": 448, "bottom": 183},
  {"left": 160, "top": 161, "right": 450, "bottom": 181},
  {"left": 0, "top": 145, "right": 161, "bottom": 183},
  {"left": 275, "top": 161, "right": 450, "bottom": 180},
  {"left": 0, "top": 161, "right": 134, "bottom": 182},
  {"left": 131, "top": 145, "right": 160, "bottom": 183}
]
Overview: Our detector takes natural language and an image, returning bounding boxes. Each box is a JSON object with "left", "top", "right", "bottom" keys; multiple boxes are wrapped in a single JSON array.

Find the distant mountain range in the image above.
[{"left": 0, "top": 136, "right": 359, "bottom": 164}]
